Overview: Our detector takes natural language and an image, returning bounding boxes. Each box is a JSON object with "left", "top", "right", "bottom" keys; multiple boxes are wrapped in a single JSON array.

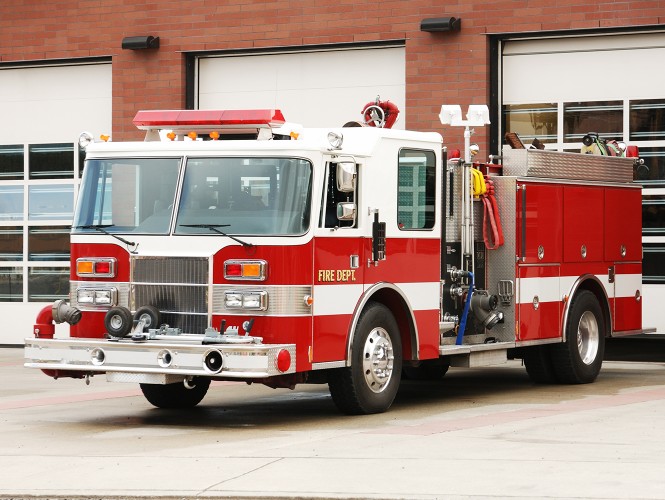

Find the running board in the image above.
[{"left": 439, "top": 341, "right": 514, "bottom": 368}]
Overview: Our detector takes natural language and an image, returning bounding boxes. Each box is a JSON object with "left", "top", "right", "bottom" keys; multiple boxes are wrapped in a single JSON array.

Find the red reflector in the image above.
[
  {"left": 225, "top": 263, "right": 242, "bottom": 277},
  {"left": 94, "top": 261, "right": 111, "bottom": 274},
  {"left": 276, "top": 349, "right": 291, "bottom": 373}
]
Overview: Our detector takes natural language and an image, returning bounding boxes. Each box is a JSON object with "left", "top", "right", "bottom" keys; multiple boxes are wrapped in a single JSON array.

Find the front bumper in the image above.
[{"left": 25, "top": 337, "right": 296, "bottom": 379}]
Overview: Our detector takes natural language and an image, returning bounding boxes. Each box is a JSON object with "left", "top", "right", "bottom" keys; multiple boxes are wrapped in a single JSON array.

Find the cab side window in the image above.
[{"left": 397, "top": 149, "right": 436, "bottom": 230}]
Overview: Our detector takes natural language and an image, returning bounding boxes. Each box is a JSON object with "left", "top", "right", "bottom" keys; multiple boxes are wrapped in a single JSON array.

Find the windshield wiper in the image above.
[
  {"left": 75, "top": 224, "right": 137, "bottom": 249},
  {"left": 179, "top": 224, "right": 253, "bottom": 248}
]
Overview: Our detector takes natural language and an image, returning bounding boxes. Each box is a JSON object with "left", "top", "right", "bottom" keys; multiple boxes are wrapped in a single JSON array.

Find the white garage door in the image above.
[
  {"left": 0, "top": 62, "right": 111, "bottom": 143},
  {"left": 501, "top": 32, "right": 665, "bottom": 333},
  {"left": 197, "top": 46, "right": 406, "bottom": 128},
  {"left": 0, "top": 61, "right": 112, "bottom": 344}
]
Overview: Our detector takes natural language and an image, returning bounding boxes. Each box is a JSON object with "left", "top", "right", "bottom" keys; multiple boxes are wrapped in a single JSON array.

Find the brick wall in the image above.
[{"left": 2, "top": 0, "right": 665, "bottom": 148}]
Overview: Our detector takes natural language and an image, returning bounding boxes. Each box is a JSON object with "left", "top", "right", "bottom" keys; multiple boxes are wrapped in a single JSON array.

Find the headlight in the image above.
[
  {"left": 76, "top": 287, "right": 118, "bottom": 307},
  {"left": 225, "top": 290, "right": 268, "bottom": 311}
]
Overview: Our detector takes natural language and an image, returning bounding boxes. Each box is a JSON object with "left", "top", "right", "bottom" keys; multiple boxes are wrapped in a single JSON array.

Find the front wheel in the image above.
[
  {"left": 140, "top": 377, "right": 211, "bottom": 409},
  {"left": 551, "top": 290, "right": 605, "bottom": 384},
  {"left": 328, "top": 302, "right": 402, "bottom": 415}
]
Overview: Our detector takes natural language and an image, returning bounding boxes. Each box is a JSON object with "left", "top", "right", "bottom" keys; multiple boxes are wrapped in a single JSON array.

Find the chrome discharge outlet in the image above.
[{"left": 203, "top": 349, "right": 224, "bottom": 374}]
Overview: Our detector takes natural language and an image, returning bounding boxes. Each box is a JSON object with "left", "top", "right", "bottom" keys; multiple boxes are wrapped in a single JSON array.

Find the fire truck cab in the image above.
[{"left": 24, "top": 105, "right": 648, "bottom": 414}]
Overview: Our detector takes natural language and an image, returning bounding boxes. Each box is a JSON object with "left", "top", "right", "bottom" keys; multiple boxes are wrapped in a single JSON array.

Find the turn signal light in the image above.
[
  {"left": 76, "top": 258, "right": 116, "bottom": 278},
  {"left": 224, "top": 260, "right": 267, "bottom": 281}
]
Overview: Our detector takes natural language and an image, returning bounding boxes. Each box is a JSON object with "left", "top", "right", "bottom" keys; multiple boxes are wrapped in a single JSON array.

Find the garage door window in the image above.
[
  {"left": 504, "top": 103, "right": 557, "bottom": 144},
  {"left": 0, "top": 142, "right": 81, "bottom": 303},
  {"left": 0, "top": 145, "right": 24, "bottom": 180},
  {"left": 563, "top": 101, "right": 622, "bottom": 142}
]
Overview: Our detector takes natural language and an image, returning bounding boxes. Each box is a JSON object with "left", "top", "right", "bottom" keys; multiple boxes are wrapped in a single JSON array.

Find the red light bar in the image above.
[{"left": 132, "top": 109, "right": 286, "bottom": 131}]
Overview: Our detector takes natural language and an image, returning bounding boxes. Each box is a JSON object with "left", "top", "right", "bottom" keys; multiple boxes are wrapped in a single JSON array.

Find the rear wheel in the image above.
[
  {"left": 551, "top": 290, "right": 605, "bottom": 384},
  {"left": 140, "top": 377, "right": 211, "bottom": 409},
  {"left": 328, "top": 302, "right": 402, "bottom": 415}
]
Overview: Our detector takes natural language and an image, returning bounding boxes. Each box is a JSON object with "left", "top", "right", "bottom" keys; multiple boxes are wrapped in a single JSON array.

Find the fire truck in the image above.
[{"left": 24, "top": 101, "right": 649, "bottom": 415}]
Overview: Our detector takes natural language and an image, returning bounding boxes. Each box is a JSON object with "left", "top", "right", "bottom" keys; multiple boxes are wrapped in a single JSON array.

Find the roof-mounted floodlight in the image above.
[
  {"left": 439, "top": 104, "right": 491, "bottom": 163},
  {"left": 439, "top": 104, "right": 490, "bottom": 127},
  {"left": 439, "top": 105, "right": 463, "bottom": 126},
  {"left": 466, "top": 105, "right": 491, "bottom": 126}
]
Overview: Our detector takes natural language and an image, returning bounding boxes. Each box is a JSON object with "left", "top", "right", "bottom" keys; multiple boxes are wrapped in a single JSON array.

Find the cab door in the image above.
[{"left": 311, "top": 160, "right": 365, "bottom": 364}]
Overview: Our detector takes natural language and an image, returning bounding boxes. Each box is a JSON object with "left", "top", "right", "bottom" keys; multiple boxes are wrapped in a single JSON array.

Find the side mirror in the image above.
[
  {"left": 336, "top": 162, "right": 356, "bottom": 193},
  {"left": 337, "top": 202, "right": 356, "bottom": 221}
]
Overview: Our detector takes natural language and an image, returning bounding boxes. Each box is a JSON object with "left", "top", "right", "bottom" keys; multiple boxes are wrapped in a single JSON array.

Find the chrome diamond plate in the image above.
[{"left": 502, "top": 148, "right": 634, "bottom": 183}]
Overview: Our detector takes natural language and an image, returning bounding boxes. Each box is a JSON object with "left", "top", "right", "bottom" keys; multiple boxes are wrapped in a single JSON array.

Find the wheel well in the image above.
[
  {"left": 567, "top": 277, "right": 612, "bottom": 338},
  {"left": 355, "top": 288, "right": 418, "bottom": 361}
]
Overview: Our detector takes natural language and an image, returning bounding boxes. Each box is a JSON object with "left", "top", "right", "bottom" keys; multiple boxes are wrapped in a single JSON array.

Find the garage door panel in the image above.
[
  {"left": 198, "top": 47, "right": 405, "bottom": 128},
  {"left": 0, "top": 63, "right": 112, "bottom": 143},
  {"left": 503, "top": 34, "right": 665, "bottom": 103}
]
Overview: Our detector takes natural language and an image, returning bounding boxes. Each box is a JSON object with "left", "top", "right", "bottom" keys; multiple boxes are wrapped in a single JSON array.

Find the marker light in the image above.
[
  {"left": 276, "top": 349, "right": 291, "bottom": 373},
  {"left": 224, "top": 260, "right": 267, "bottom": 281},
  {"left": 166, "top": 132, "right": 176, "bottom": 141},
  {"left": 76, "top": 258, "right": 116, "bottom": 278},
  {"left": 187, "top": 131, "right": 198, "bottom": 140},
  {"left": 210, "top": 131, "right": 220, "bottom": 140},
  {"left": 100, "top": 134, "right": 111, "bottom": 142}
]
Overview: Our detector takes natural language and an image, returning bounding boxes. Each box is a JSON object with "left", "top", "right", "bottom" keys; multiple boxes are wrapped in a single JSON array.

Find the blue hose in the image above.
[{"left": 455, "top": 271, "right": 474, "bottom": 346}]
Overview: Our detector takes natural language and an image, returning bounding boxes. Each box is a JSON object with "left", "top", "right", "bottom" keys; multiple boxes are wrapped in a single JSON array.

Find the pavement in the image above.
[{"left": 2, "top": 345, "right": 665, "bottom": 499}]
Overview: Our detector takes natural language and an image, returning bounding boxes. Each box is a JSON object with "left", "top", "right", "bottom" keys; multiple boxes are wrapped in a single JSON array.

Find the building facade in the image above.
[{"left": 1, "top": 0, "right": 665, "bottom": 344}]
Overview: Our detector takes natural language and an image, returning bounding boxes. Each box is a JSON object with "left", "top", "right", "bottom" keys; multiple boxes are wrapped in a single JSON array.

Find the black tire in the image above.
[
  {"left": 134, "top": 305, "right": 161, "bottom": 329},
  {"left": 523, "top": 345, "right": 559, "bottom": 384},
  {"left": 551, "top": 290, "right": 605, "bottom": 384},
  {"left": 140, "top": 377, "right": 211, "bottom": 409},
  {"left": 403, "top": 359, "right": 450, "bottom": 381},
  {"left": 328, "top": 302, "right": 402, "bottom": 415},
  {"left": 104, "top": 306, "right": 133, "bottom": 338}
]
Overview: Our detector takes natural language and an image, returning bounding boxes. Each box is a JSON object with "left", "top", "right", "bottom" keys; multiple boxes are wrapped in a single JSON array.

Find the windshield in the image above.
[
  {"left": 73, "top": 158, "right": 181, "bottom": 234},
  {"left": 175, "top": 157, "right": 312, "bottom": 236}
]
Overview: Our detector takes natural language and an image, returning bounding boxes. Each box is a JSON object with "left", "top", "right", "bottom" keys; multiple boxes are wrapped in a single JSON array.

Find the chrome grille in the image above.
[
  {"left": 132, "top": 256, "right": 208, "bottom": 284},
  {"left": 131, "top": 257, "right": 209, "bottom": 334}
]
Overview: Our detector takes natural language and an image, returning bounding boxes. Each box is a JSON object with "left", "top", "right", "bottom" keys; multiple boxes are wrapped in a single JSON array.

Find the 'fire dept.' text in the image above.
[{"left": 317, "top": 269, "right": 356, "bottom": 282}]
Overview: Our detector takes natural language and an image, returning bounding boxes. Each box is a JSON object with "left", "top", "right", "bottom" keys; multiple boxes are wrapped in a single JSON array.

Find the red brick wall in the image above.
[{"left": 2, "top": 0, "right": 665, "bottom": 148}]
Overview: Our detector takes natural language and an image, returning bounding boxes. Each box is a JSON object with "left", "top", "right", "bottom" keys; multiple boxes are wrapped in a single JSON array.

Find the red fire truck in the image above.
[{"left": 24, "top": 102, "right": 649, "bottom": 414}]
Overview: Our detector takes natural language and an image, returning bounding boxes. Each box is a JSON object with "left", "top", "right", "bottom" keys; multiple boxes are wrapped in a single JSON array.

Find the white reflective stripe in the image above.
[
  {"left": 313, "top": 284, "right": 364, "bottom": 316},
  {"left": 394, "top": 282, "right": 440, "bottom": 310},
  {"left": 518, "top": 276, "right": 561, "bottom": 305},
  {"left": 519, "top": 273, "right": 642, "bottom": 305},
  {"left": 312, "top": 281, "right": 440, "bottom": 316},
  {"left": 615, "top": 274, "right": 642, "bottom": 298}
]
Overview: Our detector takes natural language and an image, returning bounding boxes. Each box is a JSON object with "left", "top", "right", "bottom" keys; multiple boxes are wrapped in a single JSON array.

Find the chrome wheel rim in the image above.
[
  {"left": 138, "top": 313, "right": 153, "bottom": 327},
  {"left": 577, "top": 310, "right": 599, "bottom": 365},
  {"left": 362, "top": 327, "right": 394, "bottom": 393},
  {"left": 109, "top": 314, "right": 124, "bottom": 330}
]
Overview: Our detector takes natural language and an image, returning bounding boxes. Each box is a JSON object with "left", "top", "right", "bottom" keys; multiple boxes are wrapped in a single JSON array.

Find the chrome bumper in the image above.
[{"left": 25, "top": 337, "right": 296, "bottom": 379}]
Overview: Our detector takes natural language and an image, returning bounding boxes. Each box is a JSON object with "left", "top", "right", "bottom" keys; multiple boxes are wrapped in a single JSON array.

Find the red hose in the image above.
[{"left": 361, "top": 99, "right": 400, "bottom": 129}]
